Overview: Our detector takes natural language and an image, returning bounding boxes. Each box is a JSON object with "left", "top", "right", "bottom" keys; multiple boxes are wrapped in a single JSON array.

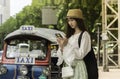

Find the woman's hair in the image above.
[{"left": 66, "top": 18, "right": 87, "bottom": 38}]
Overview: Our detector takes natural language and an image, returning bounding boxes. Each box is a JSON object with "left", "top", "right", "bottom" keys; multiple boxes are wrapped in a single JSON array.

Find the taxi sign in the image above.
[
  {"left": 20, "top": 25, "right": 35, "bottom": 34},
  {"left": 15, "top": 57, "right": 35, "bottom": 64}
]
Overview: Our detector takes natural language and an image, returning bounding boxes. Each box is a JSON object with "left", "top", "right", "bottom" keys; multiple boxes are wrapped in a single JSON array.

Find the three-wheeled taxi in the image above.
[{"left": 0, "top": 25, "right": 64, "bottom": 79}]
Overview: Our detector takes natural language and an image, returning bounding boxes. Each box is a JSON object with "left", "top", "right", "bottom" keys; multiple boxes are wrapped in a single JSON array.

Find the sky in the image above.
[{"left": 10, "top": 0, "right": 32, "bottom": 16}]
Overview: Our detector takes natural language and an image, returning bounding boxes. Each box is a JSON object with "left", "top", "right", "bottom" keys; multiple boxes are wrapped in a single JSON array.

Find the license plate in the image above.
[{"left": 17, "top": 76, "right": 29, "bottom": 79}]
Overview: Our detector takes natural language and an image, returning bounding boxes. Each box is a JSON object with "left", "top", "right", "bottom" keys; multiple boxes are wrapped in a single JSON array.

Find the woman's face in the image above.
[{"left": 67, "top": 18, "right": 78, "bottom": 29}]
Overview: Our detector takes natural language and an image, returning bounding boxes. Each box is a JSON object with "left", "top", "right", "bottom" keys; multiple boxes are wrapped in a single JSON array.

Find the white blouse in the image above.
[{"left": 57, "top": 31, "right": 91, "bottom": 66}]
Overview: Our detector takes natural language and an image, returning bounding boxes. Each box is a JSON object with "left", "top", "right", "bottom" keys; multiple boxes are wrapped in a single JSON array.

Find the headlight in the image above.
[
  {"left": 19, "top": 65, "right": 28, "bottom": 75},
  {"left": 0, "top": 65, "right": 7, "bottom": 75},
  {"left": 43, "top": 67, "right": 50, "bottom": 76}
]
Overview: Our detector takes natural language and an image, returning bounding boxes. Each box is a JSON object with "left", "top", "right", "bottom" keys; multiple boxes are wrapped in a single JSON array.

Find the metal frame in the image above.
[{"left": 102, "top": 0, "right": 120, "bottom": 71}]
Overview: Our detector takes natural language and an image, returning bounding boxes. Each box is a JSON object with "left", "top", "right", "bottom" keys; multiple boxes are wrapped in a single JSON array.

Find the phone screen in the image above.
[{"left": 55, "top": 33, "right": 63, "bottom": 38}]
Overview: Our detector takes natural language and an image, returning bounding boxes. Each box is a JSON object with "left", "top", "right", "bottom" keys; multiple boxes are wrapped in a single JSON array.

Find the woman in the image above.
[{"left": 56, "top": 9, "right": 91, "bottom": 79}]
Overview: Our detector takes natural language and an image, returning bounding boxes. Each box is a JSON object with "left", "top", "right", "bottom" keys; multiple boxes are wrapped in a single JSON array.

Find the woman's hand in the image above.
[{"left": 57, "top": 37, "right": 68, "bottom": 52}]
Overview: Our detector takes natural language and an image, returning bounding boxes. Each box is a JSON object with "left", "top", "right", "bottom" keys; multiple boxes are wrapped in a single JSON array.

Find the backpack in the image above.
[{"left": 78, "top": 31, "right": 98, "bottom": 79}]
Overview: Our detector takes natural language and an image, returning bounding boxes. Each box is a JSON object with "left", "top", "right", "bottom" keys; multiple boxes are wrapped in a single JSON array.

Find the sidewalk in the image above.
[{"left": 99, "top": 67, "right": 120, "bottom": 79}]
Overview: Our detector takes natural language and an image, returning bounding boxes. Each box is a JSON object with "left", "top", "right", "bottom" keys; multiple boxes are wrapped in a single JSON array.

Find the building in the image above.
[{"left": 0, "top": 0, "right": 10, "bottom": 25}]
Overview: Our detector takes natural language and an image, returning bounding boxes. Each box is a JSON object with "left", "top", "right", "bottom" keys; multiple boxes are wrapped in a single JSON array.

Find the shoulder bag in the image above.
[{"left": 78, "top": 31, "right": 98, "bottom": 79}]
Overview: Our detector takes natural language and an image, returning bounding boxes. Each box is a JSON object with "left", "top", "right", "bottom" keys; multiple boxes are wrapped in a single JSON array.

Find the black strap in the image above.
[
  {"left": 78, "top": 31, "right": 84, "bottom": 48},
  {"left": 78, "top": 31, "right": 98, "bottom": 79}
]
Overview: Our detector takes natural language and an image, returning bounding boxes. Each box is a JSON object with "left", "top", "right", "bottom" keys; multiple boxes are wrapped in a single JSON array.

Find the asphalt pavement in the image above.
[{"left": 99, "top": 67, "right": 120, "bottom": 79}]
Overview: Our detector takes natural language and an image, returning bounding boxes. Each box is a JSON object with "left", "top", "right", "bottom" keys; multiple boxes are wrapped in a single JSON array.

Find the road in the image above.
[{"left": 99, "top": 67, "right": 120, "bottom": 79}]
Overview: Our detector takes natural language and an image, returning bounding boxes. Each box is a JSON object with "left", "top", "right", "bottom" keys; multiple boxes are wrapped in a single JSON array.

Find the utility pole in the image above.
[{"left": 96, "top": 23, "right": 101, "bottom": 66}]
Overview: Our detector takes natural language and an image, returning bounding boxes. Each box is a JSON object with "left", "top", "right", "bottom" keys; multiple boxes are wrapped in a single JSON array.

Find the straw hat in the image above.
[{"left": 67, "top": 9, "right": 83, "bottom": 19}]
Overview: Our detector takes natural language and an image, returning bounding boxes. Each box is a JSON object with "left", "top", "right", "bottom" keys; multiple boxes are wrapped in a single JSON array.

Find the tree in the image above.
[{"left": 15, "top": 5, "right": 43, "bottom": 28}]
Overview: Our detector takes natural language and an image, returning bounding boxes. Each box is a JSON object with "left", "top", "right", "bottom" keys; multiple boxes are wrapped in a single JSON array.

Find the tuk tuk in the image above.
[{"left": 0, "top": 25, "right": 64, "bottom": 79}]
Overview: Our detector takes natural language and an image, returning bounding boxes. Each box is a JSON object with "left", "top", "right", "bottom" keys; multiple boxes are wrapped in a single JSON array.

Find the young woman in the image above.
[{"left": 56, "top": 9, "right": 91, "bottom": 79}]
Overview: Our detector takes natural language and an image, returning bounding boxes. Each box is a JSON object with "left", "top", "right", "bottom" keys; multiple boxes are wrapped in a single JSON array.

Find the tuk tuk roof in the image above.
[{"left": 4, "top": 27, "right": 65, "bottom": 43}]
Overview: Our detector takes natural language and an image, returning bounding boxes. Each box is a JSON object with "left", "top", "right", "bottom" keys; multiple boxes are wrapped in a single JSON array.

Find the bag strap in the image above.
[{"left": 78, "top": 31, "right": 84, "bottom": 48}]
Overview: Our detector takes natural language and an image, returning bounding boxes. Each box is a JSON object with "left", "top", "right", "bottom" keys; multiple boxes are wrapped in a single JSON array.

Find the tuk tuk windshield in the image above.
[{"left": 6, "top": 36, "right": 48, "bottom": 60}]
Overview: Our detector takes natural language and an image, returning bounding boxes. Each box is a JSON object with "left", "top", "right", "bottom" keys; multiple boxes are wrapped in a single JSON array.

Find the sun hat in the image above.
[{"left": 67, "top": 9, "right": 83, "bottom": 19}]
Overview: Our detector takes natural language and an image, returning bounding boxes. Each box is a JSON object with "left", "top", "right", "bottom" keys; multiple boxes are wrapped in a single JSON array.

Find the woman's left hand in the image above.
[{"left": 57, "top": 37, "right": 68, "bottom": 51}]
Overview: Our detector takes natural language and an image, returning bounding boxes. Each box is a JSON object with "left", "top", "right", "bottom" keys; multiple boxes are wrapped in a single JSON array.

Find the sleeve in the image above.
[
  {"left": 56, "top": 47, "right": 63, "bottom": 66},
  {"left": 74, "top": 31, "right": 91, "bottom": 59}
]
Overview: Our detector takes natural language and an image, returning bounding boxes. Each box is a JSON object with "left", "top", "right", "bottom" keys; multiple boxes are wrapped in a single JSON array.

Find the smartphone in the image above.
[{"left": 55, "top": 33, "right": 63, "bottom": 38}]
